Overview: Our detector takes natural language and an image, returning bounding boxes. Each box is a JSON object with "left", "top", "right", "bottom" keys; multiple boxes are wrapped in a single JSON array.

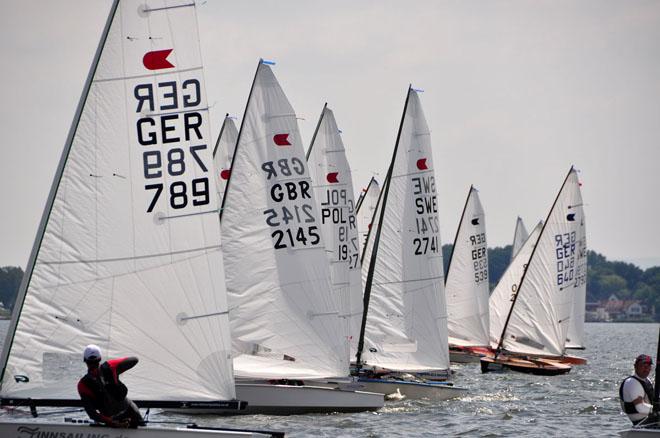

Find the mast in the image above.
[
  {"left": 654, "top": 326, "right": 660, "bottom": 413},
  {"left": 355, "top": 177, "right": 376, "bottom": 214},
  {"left": 218, "top": 60, "right": 263, "bottom": 222},
  {"left": 444, "top": 185, "right": 473, "bottom": 286},
  {"left": 212, "top": 113, "right": 230, "bottom": 158},
  {"left": 494, "top": 167, "right": 574, "bottom": 358},
  {"left": 305, "top": 103, "right": 327, "bottom": 161},
  {"left": 358, "top": 179, "right": 385, "bottom": 266},
  {"left": 355, "top": 86, "right": 412, "bottom": 368},
  {"left": 0, "top": 0, "right": 121, "bottom": 382}
]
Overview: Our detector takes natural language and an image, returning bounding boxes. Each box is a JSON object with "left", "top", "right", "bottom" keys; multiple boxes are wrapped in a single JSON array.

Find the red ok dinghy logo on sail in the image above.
[
  {"left": 220, "top": 169, "right": 231, "bottom": 180},
  {"left": 416, "top": 158, "right": 428, "bottom": 170},
  {"left": 326, "top": 172, "right": 339, "bottom": 183},
  {"left": 143, "top": 48, "right": 175, "bottom": 70},
  {"left": 273, "top": 133, "right": 291, "bottom": 146}
]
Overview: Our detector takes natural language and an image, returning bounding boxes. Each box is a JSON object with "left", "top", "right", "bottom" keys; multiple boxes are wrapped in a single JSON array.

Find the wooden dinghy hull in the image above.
[
  {"left": 480, "top": 356, "right": 572, "bottom": 376},
  {"left": 449, "top": 346, "right": 494, "bottom": 364},
  {"left": 0, "top": 421, "right": 279, "bottom": 438}
]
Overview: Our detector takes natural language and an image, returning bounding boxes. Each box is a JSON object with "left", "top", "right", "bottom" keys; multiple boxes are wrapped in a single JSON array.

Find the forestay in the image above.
[
  {"left": 501, "top": 168, "right": 585, "bottom": 356},
  {"left": 0, "top": 0, "right": 235, "bottom": 402},
  {"left": 356, "top": 178, "right": 380, "bottom": 255},
  {"left": 361, "top": 88, "right": 449, "bottom": 372},
  {"left": 489, "top": 222, "right": 542, "bottom": 348},
  {"left": 566, "top": 197, "right": 587, "bottom": 349},
  {"left": 212, "top": 115, "right": 239, "bottom": 208},
  {"left": 307, "top": 105, "right": 363, "bottom": 360},
  {"left": 511, "top": 217, "right": 529, "bottom": 261},
  {"left": 445, "top": 187, "right": 490, "bottom": 347},
  {"left": 220, "top": 62, "right": 346, "bottom": 379}
]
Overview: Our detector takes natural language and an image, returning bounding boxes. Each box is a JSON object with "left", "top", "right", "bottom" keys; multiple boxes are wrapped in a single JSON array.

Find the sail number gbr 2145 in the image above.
[
  {"left": 135, "top": 79, "right": 210, "bottom": 212},
  {"left": 261, "top": 158, "right": 321, "bottom": 250}
]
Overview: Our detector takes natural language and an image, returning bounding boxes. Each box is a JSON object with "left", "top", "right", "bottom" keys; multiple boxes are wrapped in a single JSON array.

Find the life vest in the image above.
[
  {"left": 80, "top": 361, "right": 129, "bottom": 416},
  {"left": 619, "top": 375, "right": 654, "bottom": 415}
]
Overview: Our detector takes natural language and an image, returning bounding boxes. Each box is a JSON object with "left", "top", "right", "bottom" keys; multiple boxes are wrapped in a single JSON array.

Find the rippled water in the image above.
[{"left": 1, "top": 321, "right": 658, "bottom": 437}]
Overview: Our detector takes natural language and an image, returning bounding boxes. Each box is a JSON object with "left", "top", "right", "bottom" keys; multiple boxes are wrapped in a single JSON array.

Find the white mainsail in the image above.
[
  {"left": 0, "top": 0, "right": 235, "bottom": 403},
  {"left": 220, "top": 61, "right": 346, "bottom": 380},
  {"left": 356, "top": 178, "right": 380, "bottom": 255},
  {"left": 359, "top": 88, "right": 449, "bottom": 372},
  {"left": 500, "top": 168, "right": 585, "bottom": 357},
  {"left": 511, "top": 217, "right": 529, "bottom": 261},
  {"left": 307, "top": 105, "right": 363, "bottom": 360},
  {"left": 445, "top": 186, "right": 490, "bottom": 347},
  {"left": 489, "top": 221, "right": 542, "bottom": 348},
  {"left": 566, "top": 191, "right": 587, "bottom": 349},
  {"left": 212, "top": 115, "right": 239, "bottom": 207}
]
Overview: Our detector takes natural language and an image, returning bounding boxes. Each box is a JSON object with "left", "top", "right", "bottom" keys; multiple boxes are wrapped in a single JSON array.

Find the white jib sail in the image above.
[
  {"left": 361, "top": 88, "right": 449, "bottom": 372},
  {"left": 220, "top": 62, "right": 346, "bottom": 380},
  {"left": 445, "top": 186, "right": 490, "bottom": 347},
  {"left": 489, "top": 222, "right": 542, "bottom": 348},
  {"left": 502, "top": 168, "right": 585, "bottom": 357},
  {"left": 566, "top": 188, "right": 587, "bottom": 349},
  {"left": 307, "top": 105, "right": 363, "bottom": 360},
  {"left": 511, "top": 217, "right": 529, "bottom": 261},
  {"left": 0, "top": 0, "right": 235, "bottom": 402},
  {"left": 212, "top": 115, "right": 239, "bottom": 208},
  {"left": 356, "top": 178, "right": 380, "bottom": 256}
]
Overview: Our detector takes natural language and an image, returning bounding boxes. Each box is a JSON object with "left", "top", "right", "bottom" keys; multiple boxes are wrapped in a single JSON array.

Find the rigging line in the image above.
[
  {"left": 93, "top": 66, "right": 203, "bottom": 84},
  {"left": 143, "top": 3, "right": 195, "bottom": 13},
  {"left": 311, "top": 182, "right": 350, "bottom": 189},
  {"left": 324, "top": 149, "right": 345, "bottom": 153},
  {"left": 305, "top": 103, "right": 326, "bottom": 161},
  {"left": 39, "top": 244, "right": 221, "bottom": 265},
  {"left": 445, "top": 185, "right": 472, "bottom": 286}
]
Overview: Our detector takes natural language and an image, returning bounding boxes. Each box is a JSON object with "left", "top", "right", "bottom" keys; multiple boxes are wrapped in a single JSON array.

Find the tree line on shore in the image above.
[{"left": 1, "top": 246, "right": 659, "bottom": 320}]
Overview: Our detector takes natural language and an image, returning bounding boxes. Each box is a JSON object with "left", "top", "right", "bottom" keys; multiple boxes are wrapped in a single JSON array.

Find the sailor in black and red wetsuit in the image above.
[{"left": 77, "top": 344, "right": 144, "bottom": 428}]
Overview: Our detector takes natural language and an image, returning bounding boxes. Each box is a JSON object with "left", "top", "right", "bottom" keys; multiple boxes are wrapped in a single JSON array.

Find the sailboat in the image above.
[
  {"left": 306, "top": 104, "right": 363, "bottom": 362},
  {"left": 511, "top": 217, "right": 529, "bottom": 261},
  {"left": 355, "top": 177, "right": 380, "bottom": 255},
  {"left": 482, "top": 167, "right": 586, "bottom": 375},
  {"left": 566, "top": 205, "right": 588, "bottom": 350},
  {"left": 445, "top": 186, "right": 492, "bottom": 363},
  {"left": 354, "top": 86, "right": 467, "bottom": 400},
  {"left": 218, "top": 60, "right": 383, "bottom": 414},
  {"left": 212, "top": 114, "right": 239, "bottom": 207},
  {"left": 0, "top": 1, "right": 280, "bottom": 436}
]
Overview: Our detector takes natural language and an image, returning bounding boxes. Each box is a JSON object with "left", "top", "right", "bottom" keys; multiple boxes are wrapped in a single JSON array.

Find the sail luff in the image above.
[
  {"left": 356, "top": 86, "right": 412, "bottom": 368},
  {"left": 444, "top": 185, "right": 473, "bottom": 286},
  {"left": 0, "top": 0, "right": 121, "bottom": 382},
  {"left": 218, "top": 60, "right": 262, "bottom": 223},
  {"left": 305, "top": 102, "right": 327, "bottom": 161},
  {"left": 212, "top": 113, "right": 229, "bottom": 158}
]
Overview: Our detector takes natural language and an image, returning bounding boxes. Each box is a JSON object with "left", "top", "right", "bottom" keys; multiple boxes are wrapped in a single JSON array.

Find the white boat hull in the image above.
[
  {"left": 0, "top": 422, "right": 271, "bottom": 438},
  {"left": 179, "top": 383, "right": 383, "bottom": 415},
  {"left": 620, "top": 428, "right": 660, "bottom": 437},
  {"left": 357, "top": 379, "right": 468, "bottom": 401}
]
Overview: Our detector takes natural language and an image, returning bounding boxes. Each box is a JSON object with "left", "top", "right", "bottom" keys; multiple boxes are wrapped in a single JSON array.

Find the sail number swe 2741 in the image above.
[
  {"left": 261, "top": 158, "right": 321, "bottom": 250},
  {"left": 134, "top": 79, "right": 210, "bottom": 212},
  {"left": 412, "top": 176, "right": 440, "bottom": 256}
]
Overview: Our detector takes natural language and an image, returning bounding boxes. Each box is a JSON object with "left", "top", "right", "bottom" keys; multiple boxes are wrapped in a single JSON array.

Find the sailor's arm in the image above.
[
  {"left": 77, "top": 381, "right": 114, "bottom": 425},
  {"left": 108, "top": 356, "right": 139, "bottom": 375}
]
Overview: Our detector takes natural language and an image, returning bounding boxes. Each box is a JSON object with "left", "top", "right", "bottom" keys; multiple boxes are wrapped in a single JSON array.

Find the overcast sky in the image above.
[{"left": 1, "top": 0, "right": 659, "bottom": 269}]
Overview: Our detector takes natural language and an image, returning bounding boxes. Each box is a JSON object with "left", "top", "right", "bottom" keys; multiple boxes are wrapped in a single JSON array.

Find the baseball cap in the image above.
[
  {"left": 83, "top": 344, "right": 102, "bottom": 362},
  {"left": 635, "top": 354, "right": 653, "bottom": 365}
]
